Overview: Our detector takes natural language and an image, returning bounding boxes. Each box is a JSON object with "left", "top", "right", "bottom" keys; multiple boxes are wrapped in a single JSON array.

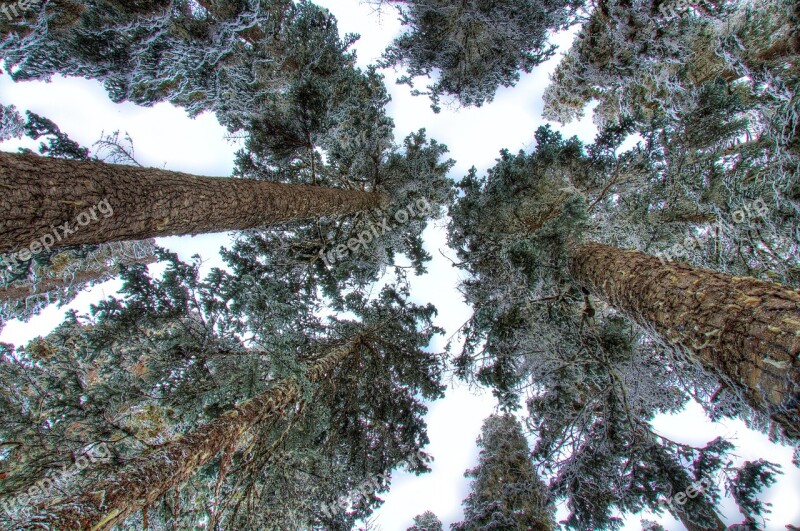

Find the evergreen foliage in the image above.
[
  {"left": 0, "top": 0, "right": 797, "bottom": 527},
  {"left": 227, "top": 58, "right": 455, "bottom": 303},
  {"left": 452, "top": 414, "right": 555, "bottom": 531},
  {"left": 447, "top": 125, "right": 786, "bottom": 528},
  {"left": 408, "top": 510, "right": 444, "bottom": 531},
  {"left": 0, "top": 104, "right": 24, "bottom": 142},
  {"left": 0, "top": 250, "right": 445, "bottom": 528},
  {"left": 379, "top": 0, "right": 580, "bottom": 109},
  {"left": 542, "top": 0, "right": 800, "bottom": 287},
  {"left": 1, "top": 1, "right": 456, "bottom": 301},
  {"left": 19, "top": 111, "right": 90, "bottom": 160}
]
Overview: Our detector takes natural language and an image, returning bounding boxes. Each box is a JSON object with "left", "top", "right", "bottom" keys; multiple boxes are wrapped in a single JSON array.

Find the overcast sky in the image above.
[{"left": 1, "top": 1, "right": 798, "bottom": 529}]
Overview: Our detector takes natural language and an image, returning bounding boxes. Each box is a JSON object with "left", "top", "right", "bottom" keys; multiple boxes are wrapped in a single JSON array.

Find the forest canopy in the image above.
[{"left": 0, "top": 0, "right": 798, "bottom": 529}]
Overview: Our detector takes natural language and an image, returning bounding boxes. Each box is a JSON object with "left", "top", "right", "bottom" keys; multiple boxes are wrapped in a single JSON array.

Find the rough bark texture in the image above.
[
  {"left": 34, "top": 341, "right": 357, "bottom": 530},
  {"left": 0, "top": 152, "right": 385, "bottom": 253},
  {"left": 0, "top": 255, "right": 157, "bottom": 302},
  {"left": 569, "top": 242, "right": 800, "bottom": 439}
]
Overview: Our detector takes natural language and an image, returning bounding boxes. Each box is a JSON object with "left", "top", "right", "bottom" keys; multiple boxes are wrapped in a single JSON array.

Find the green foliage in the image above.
[
  {"left": 380, "top": 0, "right": 579, "bottom": 109},
  {"left": 2, "top": 0, "right": 294, "bottom": 119},
  {"left": 407, "top": 510, "right": 443, "bottom": 531},
  {"left": 448, "top": 125, "right": 590, "bottom": 409},
  {"left": 0, "top": 247, "right": 446, "bottom": 528},
  {"left": 230, "top": 68, "right": 455, "bottom": 302},
  {"left": 542, "top": 0, "right": 800, "bottom": 288},
  {"left": 541, "top": 0, "right": 733, "bottom": 128},
  {"left": 189, "top": 279, "right": 445, "bottom": 530},
  {"left": 19, "top": 111, "right": 90, "bottom": 160},
  {"left": 0, "top": 104, "right": 23, "bottom": 141},
  {"left": 727, "top": 460, "right": 781, "bottom": 530},
  {"left": 1, "top": 0, "right": 362, "bottom": 134},
  {"left": 0, "top": 240, "right": 159, "bottom": 330},
  {"left": 452, "top": 414, "right": 555, "bottom": 531},
  {"left": 447, "top": 123, "right": 785, "bottom": 528}
]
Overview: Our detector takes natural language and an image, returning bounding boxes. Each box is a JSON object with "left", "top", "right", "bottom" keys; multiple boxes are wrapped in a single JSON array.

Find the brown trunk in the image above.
[
  {"left": 37, "top": 341, "right": 357, "bottom": 530},
  {"left": 647, "top": 211, "right": 717, "bottom": 225},
  {"left": 0, "top": 152, "right": 385, "bottom": 253},
  {"left": 0, "top": 255, "right": 157, "bottom": 302},
  {"left": 568, "top": 242, "right": 800, "bottom": 439},
  {"left": 671, "top": 505, "right": 726, "bottom": 531}
]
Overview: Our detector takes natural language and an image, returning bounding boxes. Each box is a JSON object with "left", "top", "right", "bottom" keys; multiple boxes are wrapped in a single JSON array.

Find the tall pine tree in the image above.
[{"left": 452, "top": 414, "right": 555, "bottom": 531}]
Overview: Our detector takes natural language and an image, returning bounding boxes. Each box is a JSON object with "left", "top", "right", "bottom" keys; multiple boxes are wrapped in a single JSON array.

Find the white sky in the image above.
[{"left": 1, "top": 1, "right": 798, "bottom": 529}]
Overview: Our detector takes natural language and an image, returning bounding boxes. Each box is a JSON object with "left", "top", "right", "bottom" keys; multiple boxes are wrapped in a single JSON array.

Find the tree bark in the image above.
[
  {"left": 671, "top": 505, "right": 726, "bottom": 531},
  {"left": 35, "top": 340, "right": 357, "bottom": 530},
  {"left": 568, "top": 242, "right": 800, "bottom": 439},
  {"left": 0, "top": 152, "right": 385, "bottom": 253},
  {"left": 0, "top": 255, "right": 157, "bottom": 302}
]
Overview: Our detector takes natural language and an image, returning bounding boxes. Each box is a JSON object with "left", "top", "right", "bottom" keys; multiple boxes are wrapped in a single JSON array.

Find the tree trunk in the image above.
[
  {"left": 35, "top": 340, "right": 357, "bottom": 530},
  {"left": 671, "top": 505, "right": 726, "bottom": 531},
  {"left": 568, "top": 242, "right": 800, "bottom": 439},
  {"left": 0, "top": 255, "right": 157, "bottom": 302},
  {"left": 0, "top": 152, "right": 385, "bottom": 253}
]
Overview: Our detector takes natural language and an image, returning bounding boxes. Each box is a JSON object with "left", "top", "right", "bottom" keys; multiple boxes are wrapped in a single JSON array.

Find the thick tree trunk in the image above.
[
  {"left": 568, "top": 242, "right": 800, "bottom": 439},
  {"left": 35, "top": 341, "right": 356, "bottom": 530},
  {"left": 0, "top": 255, "right": 157, "bottom": 302},
  {"left": 0, "top": 152, "right": 385, "bottom": 253}
]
